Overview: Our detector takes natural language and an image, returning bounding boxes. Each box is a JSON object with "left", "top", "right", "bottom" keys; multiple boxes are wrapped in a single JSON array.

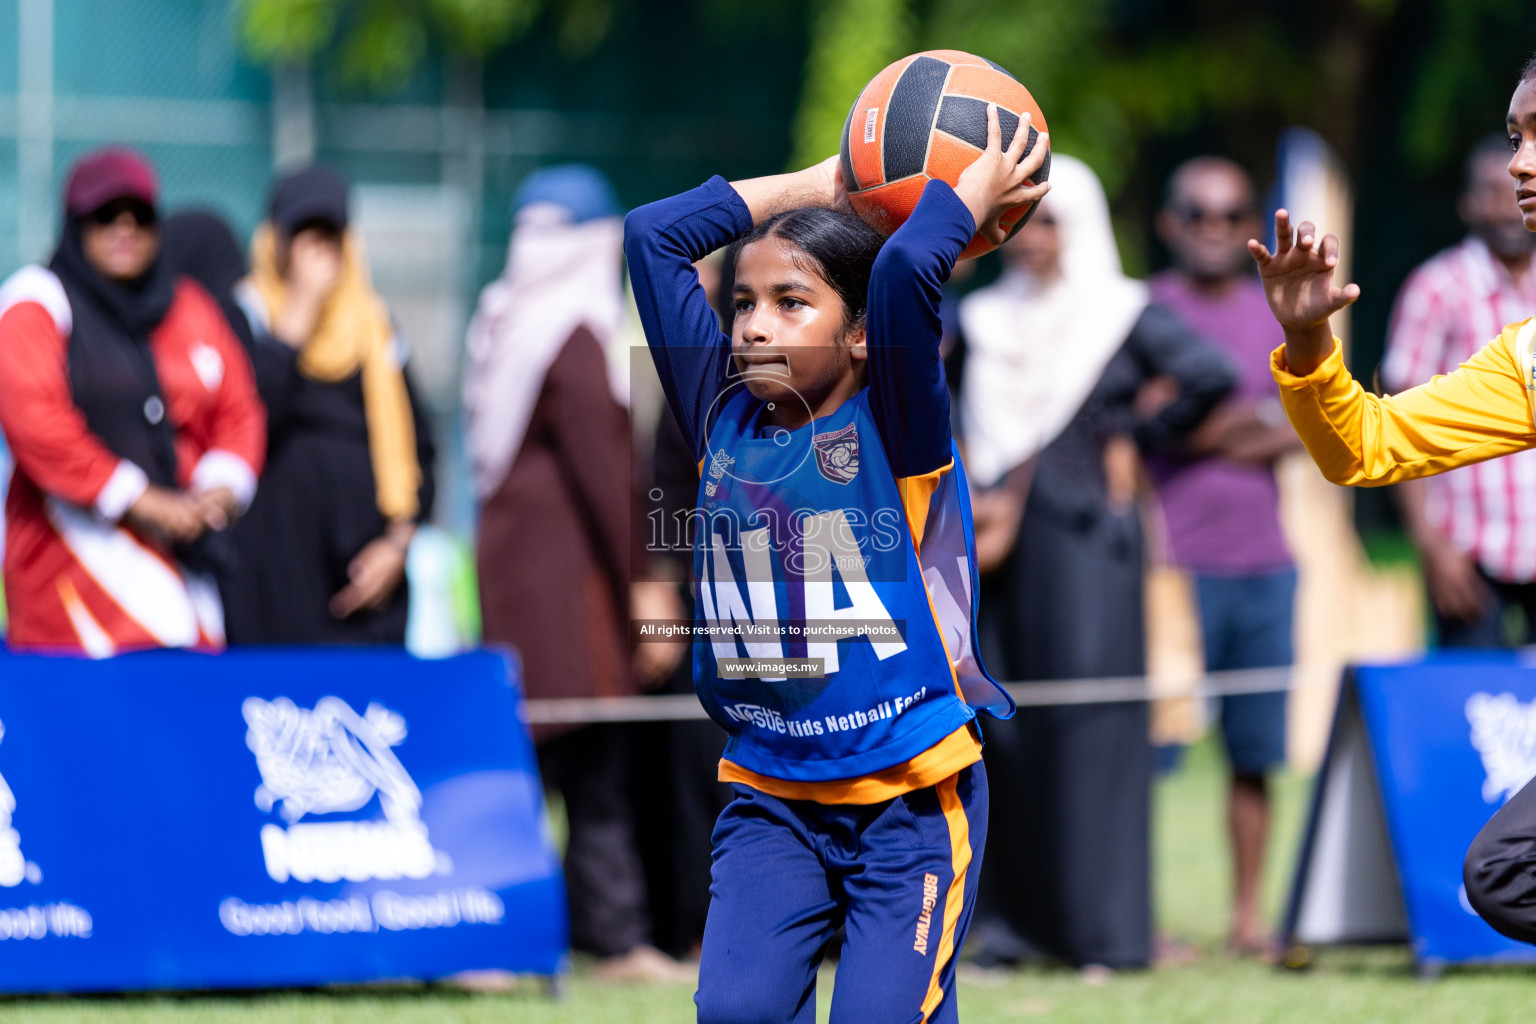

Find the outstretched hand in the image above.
[
  {"left": 954, "top": 104, "right": 1051, "bottom": 246},
  {"left": 1248, "top": 210, "right": 1360, "bottom": 376}
]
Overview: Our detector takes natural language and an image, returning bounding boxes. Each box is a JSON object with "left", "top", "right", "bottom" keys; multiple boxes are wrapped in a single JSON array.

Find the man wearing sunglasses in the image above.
[
  {"left": 0, "top": 146, "right": 264, "bottom": 654},
  {"left": 1145, "top": 156, "right": 1302, "bottom": 958}
]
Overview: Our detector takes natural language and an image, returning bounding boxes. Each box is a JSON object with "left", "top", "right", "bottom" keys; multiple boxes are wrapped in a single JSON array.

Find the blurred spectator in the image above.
[
  {"left": 221, "top": 166, "right": 435, "bottom": 645},
  {"left": 1146, "top": 156, "right": 1302, "bottom": 956},
  {"left": 0, "top": 147, "right": 264, "bottom": 655},
  {"left": 0, "top": 434, "right": 8, "bottom": 631},
  {"left": 1382, "top": 135, "right": 1536, "bottom": 646},
  {"left": 465, "top": 165, "right": 685, "bottom": 981},
  {"left": 631, "top": 253, "right": 733, "bottom": 959},
  {"left": 959, "top": 155, "right": 1235, "bottom": 972},
  {"left": 161, "top": 209, "right": 257, "bottom": 352}
]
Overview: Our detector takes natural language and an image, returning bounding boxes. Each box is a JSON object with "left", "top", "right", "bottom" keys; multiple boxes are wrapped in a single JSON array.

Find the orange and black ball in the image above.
[{"left": 840, "top": 50, "right": 1050, "bottom": 259}]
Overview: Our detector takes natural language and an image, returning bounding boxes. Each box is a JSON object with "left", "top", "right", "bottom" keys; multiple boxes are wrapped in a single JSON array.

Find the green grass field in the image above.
[{"left": 4, "top": 741, "right": 1533, "bottom": 1023}]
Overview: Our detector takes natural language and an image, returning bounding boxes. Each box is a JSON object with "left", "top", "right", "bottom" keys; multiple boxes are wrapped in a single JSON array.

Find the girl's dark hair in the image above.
[
  {"left": 1523, "top": 53, "right": 1536, "bottom": 83},
  {"left": 736, "top": 206, "right": 885, "bottom": 330}
]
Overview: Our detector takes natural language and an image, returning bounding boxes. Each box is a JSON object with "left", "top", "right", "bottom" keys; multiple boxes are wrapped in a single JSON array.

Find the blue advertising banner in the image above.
[
  {"left": 0, "top": 648, "right": 567, "bottom": 992},
  {"left": 1285, "top": 655, "right": 1536, "bottom": 970}
]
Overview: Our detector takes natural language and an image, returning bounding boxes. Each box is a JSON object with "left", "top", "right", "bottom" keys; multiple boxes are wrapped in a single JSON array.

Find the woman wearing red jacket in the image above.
[{"left": 0, "top": 147, "right": 265, "bottom": 655}]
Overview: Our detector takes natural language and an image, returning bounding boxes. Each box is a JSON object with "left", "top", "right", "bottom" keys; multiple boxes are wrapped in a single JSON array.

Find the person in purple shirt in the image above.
[{"left": 1147, "top": 156, "right": 1303, "bottom": 957}]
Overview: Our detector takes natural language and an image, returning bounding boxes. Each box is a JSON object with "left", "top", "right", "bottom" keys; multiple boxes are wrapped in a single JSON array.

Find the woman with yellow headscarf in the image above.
[{"left": 221, "top": 165, "right": 434, "bottom": 644}]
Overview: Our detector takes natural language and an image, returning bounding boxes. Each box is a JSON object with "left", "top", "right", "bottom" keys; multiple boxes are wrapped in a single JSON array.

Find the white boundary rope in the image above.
[{"left": 521, "top": 665, "right": 1340, "bottom": 724}]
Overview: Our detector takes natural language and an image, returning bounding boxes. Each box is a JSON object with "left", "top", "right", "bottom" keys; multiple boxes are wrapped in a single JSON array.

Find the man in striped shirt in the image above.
[{"left": 1383, "top": 135, "right": 1536, "bottom": 645}]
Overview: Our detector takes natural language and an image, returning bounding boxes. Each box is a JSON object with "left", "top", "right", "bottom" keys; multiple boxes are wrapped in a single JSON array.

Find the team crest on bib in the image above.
[{"left": 813, "top": 423, "right": 860, "bottom": 484}]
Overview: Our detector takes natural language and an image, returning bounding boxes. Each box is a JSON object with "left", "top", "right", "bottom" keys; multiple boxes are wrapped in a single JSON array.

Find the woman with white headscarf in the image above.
[
  {"left": 465, "top": 165, "right": 688, "bottom": 982},
  {"left": 958, "top": 155, "right": 1234, "bottom": 972}
]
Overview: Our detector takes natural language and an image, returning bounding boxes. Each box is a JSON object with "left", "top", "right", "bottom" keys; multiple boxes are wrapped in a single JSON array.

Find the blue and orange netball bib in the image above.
[{"left": 688, "top": 383, "right": 1013, "bottom": 783}]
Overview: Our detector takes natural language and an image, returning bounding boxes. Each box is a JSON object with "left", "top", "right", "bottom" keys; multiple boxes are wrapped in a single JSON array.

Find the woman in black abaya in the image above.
[{"left": 958, "top": 155, "right": 1234, "bottom": 972}]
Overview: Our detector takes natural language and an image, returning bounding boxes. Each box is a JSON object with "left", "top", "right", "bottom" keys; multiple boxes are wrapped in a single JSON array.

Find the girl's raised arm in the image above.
[
  {"left": 1272, "top": 322, "right": 1536, "bottom": 486},
  {"left": 1249, "top": 209, "right": 1360, "bottom": 375},
  {"left": 624, "top": 163, "right": 848, "bottom": 458},
  {"left": 624, "top": 182, "right": 749, "bottom": 458},
  {"left": 730, "top": 158, "right": 844, "bottom": 225},
  {"left": 865, "top": 105, "right": 1049, "bottom": 479},
  {"left": 1253, "top": 211, "right": 1536, "bottom": 484}
]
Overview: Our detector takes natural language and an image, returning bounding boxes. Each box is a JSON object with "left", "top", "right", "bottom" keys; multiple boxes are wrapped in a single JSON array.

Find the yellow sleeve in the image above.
[{"left": 1271, "top": 320, "right": 1536, "bottom": 487}]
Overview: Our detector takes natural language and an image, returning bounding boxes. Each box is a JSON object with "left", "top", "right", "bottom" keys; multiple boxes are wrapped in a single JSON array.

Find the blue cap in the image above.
[{"left": 510, "top": 164, "right": 623, "bottom": 223}]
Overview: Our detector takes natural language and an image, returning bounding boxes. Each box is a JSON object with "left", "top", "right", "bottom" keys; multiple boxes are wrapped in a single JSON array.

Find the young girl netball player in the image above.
[
  {"left": 625, "top": 106, "right": 1047, "bottom": 1022},
  {"left": 1250, "top": 59, "right": 1536, "bottom": 948}
]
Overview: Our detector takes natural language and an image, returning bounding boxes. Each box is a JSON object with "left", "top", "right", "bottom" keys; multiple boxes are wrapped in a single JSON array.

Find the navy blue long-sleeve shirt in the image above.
[
  {"left": 623, "top": 175, "right": 973, "bottom": 477},
  {"left": 624, "top": 176, "right": 1015, "bottom": 794}
]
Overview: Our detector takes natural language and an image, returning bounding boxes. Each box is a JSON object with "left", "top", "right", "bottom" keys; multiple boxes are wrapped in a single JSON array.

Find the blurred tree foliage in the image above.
[
  {"left": 787, "top": 0, "right": 1534, "bottom": 197},
  {"left": 236, "top": 0, "right": 1536, "bottom": 203},
  {"left": 238, "top": 0, "right": 614, "bottom": 89},
  {"left": 789, "top": 0, "right": 914, "bottom": 174}
]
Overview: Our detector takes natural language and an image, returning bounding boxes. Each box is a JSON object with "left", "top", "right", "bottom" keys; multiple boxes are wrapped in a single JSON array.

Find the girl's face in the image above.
[
  {"left": 1507, "top": 77, "right": 1536, "bottom": 231},
  {"left": 731, "top": 237, "right": 866, "bottom": 426}
]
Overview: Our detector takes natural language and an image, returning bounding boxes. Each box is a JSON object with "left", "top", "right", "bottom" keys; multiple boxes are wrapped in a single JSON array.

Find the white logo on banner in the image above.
[
  {"left": 0, "top": 721, "right": 41, "bottom": 888},
  {"left": 242, "top": 697, "right": 452, "bottom": 884},
  {"left": 0, "top": 720, "right": 93, "bottom": 940},
  {"left": 1466, "top": 691, "right": 1536, "bottom": 804}
]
